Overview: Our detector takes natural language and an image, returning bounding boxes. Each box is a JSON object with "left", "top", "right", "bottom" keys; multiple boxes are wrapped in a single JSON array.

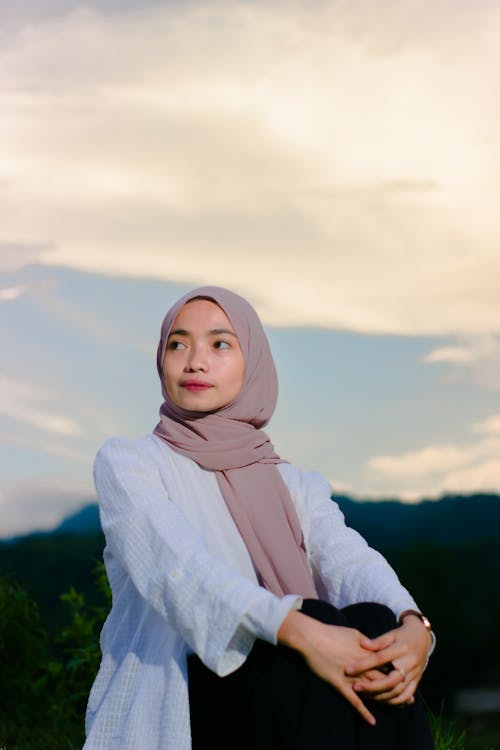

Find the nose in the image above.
[{"left": 185, "top": 343, "right": 208, "bottom": 372}]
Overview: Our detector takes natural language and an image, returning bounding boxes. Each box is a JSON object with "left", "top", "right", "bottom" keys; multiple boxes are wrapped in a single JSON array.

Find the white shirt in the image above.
[{"left": 84, "top": 434, "right": 420, "bottom": 750}]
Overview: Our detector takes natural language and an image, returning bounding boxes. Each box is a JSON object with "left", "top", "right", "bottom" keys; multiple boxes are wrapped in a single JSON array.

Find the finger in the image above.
[
  {"left": 338, "top": 684, "right": 376, "bottom": 726},
  {"left": 362, "top": 631, "right": 396, "bottom": 651},
  {"left": 358, "top": 637, "right": 380, "bottom": 651},
  {"left": 346, "top": 644, "right": 408, "bottom": 675},
  {"left": 354, "top": 661, "right": 421, "bottom": 701},
  {"left": 369, "top": 670, "right": 418, "bottom": 704},
  {"left": 392, "top": 664, "right": 421, "bottom": 686},
  {"left": 386, "top": 680, "right": 417, "bottom": 706},
  {"left": 367, "top": 682, "right": 408, "bottom": 702},
  {"left": 353, "top": 670, "right": 402, "bottom": 698},
  {"left": 362, "top": 669, "right": 386, "bottom": 683}
]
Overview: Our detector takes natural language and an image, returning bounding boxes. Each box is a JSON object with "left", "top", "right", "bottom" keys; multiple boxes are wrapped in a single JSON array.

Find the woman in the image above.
[{"left": 84, "top": 286, "right": 435, "bottom": 750}]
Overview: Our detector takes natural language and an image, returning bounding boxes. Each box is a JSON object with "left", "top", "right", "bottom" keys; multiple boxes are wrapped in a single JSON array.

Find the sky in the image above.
[{"left": 1, "top": 0, "right": 500, "bottom": 537}]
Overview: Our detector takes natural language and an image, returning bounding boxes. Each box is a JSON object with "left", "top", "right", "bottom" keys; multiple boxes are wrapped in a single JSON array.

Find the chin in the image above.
[{"left": 180, "top": 397, "right": 219, "bottom": 412}]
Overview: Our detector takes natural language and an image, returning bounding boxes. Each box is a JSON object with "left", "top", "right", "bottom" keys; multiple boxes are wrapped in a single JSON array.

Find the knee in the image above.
[
  {"left": 342, "top": 602, "right": 398, "bottom": 637},
  {"left": 300, "top": 598, "right": 347, "bottom": 626}
]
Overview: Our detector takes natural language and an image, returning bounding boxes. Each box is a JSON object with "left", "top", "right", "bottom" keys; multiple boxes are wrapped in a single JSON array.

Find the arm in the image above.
[
  {"left": 95, "top": 437, "right": 300, "bottom": 675},
  {"left": 299, "top": 471, "right": 421, "bottom": 615},
  {"left": 283, "top": 469, "right": 434, "bottom": 710}
]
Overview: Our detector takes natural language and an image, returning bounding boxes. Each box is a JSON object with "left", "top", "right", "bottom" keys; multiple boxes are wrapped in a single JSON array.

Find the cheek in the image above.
[
  {"left": 218, "top": 355, "right": 244, "bottom": 392},
  {"left": 229, "top": 356, "right": 246, "bottom": 393},
  {"left": 162, "top": 356, "right": 177, "bottom": 389}
]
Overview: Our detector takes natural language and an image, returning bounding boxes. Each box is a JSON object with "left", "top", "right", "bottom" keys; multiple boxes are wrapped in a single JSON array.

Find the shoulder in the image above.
[
  {"left": 94, "top": 433, "right": 178, "bottom": 476},
  {"left": 93, "top": 435, "right": 185, "bottom": 512},
  {"left": 278, "top": 462, "right": 333, "bottom": 499},
  {"left": 95, "top": 433, "right": 155, "bottom": 463}
]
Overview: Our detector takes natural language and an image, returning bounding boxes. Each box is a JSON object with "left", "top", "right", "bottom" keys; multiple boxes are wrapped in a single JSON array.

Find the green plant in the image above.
[
  {"left": 428, "top": 704, "right": 466, "bottom": 750},
  {"left": 0, "top": 563, "right": 110, "bottom": 750},
  {"left": 48, "top": 561, "right": 111, "bottom": 738}
]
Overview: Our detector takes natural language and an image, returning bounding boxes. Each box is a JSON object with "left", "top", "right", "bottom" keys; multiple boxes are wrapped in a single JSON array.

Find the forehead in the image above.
[{"left": 170, "top": 298, "right": 235, "bottom": 331}]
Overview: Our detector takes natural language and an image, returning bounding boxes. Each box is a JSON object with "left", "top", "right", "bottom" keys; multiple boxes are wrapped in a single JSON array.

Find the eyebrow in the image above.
[{"left": 168, "top": 328, "right": 238, "bottom": 337}]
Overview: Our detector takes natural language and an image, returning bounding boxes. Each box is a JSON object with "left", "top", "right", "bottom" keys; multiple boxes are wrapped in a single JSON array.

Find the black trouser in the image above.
[{"left": 187, "top": 600, "right": 434, "bottom": 749}]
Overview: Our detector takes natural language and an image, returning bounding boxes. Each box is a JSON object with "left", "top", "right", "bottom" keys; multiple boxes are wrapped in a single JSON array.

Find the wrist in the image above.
[
  {"left": 398, "top": 609, "right": 432, "bottom": 631},
  {"left": 277, "top": 610, "right": 312, "bottom": 652},
  {"left": 399, "top": 609, "right": 434, "bottom": 652}
]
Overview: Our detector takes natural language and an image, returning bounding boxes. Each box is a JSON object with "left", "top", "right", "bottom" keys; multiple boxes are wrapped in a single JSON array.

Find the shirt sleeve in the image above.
[
  {"left": 296, "top": 469, "right": 436, "bottom": 663},
  {"left": 94, "top": 437, "right": 300, "bottom": 676},
  {"left": 295, "top": 469, "right": 421, "bottom": 616}
]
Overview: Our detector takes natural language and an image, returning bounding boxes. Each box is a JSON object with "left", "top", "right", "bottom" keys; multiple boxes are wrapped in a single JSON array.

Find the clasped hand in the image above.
[{"left": 278, "top": 611, "right": 431, "bottom": 726}]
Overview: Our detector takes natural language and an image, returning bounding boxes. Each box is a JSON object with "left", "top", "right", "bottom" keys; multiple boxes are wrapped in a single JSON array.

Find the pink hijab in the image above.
[{"left": 154, "top": 286, "right": 318, "bottom": 599}]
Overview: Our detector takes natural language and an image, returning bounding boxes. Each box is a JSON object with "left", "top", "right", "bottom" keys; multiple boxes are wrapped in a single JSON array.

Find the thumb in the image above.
[{"left": 360, "top": 632, "right": 395, "bottom": 651}]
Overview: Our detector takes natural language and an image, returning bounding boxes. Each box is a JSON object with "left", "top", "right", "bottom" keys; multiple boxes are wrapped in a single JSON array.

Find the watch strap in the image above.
[{"left": 398, "top": 609, "right": 432, "bottom": 630}]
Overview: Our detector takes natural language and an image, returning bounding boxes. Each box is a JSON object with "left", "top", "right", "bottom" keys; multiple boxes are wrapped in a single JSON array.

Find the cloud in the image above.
[
  {"left": 0, "top": 431, "right": 90, "bottom": 462},
  {"left": 0, "top": 284, "right": 28, "bottom": 301},
  {"left": 0, "top": 374, "right": 83, "bottom": 436},
  {"left": 367, "top": 416, "right": 500, "bottom": 498},
  {"left": 369, "top": 444, "right": 470, "bottom": 480},
  {"left": 472, "top": 414, "right": 500, "bottom": 436},
  {"left": 423, "top": 335, "right": 500, "bottom": 390},
  {"left": 424, "top": 347, "right": 478, "bottom": 365},
  {"left": 1, "top": 1, "right": 499, "bottom": 334},
  {"left": 0, "top": 479, "right": 92, "bottom": 538},
  {"left": 0, "top": 243, "right": 51, "bottom": 272}
]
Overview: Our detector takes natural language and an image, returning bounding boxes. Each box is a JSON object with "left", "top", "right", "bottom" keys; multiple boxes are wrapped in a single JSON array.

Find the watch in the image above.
[{"left": 398, "top": 609, "right": 432, "bottom": 630}]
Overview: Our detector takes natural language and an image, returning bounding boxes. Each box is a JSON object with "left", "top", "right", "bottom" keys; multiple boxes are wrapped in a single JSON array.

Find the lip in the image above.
[{"left": 180, "top": 380, "right": 213, "bottom": 391}]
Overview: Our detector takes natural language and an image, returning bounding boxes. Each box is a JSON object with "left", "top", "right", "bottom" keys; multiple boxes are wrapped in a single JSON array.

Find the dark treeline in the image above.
[
  {"left": 1, "top": 493, "right": 500, "bottom": 748},
  {"left": 0, "top": 549, "right": 109, "bottom": 749},
  {"left": 335, "top": 494, "right": 500, "bottom": 709}
]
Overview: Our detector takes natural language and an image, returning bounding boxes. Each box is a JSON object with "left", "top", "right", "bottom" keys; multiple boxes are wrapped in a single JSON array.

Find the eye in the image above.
[
  {"left": 167, "top": 340, "right": 186, "bottom": 351},
  {"left": 214, "top": 340, "right": 231, "bottom": 350}
]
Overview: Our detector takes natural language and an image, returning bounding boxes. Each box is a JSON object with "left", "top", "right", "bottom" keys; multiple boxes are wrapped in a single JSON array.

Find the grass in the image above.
[
  {"left": 454, "top": 714, "right": 500, "bottom": 750},
  {"left": 429, "top": 706, "right": 467, "bottom": 750},
  {"left": 428, "top": 704, "right": 500, "bottom": 750}
]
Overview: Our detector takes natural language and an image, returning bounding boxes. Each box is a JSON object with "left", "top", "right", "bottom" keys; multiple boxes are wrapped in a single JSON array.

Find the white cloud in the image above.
[
  {"left": 0, "top": 479, "right": 93, "bottom": 538},
  {"left": 423, "top": 335, "right": 500, "bottom": 390},
  {"left": 0, "top": 374, "right": 83, "bottom": 436},
  {"left": 441, "top": 458, "right": 500, "bottom": 495},
  {"left": 1, "top": 1, "right": 499, "bottom": 334},
  {"left": 472, "top": 414, "right": 500, "bottom": 436},
  {"left": 367, "top": 418, "right": 500, "bottom": 497},
  {"left": 0, "top": 431, "right": 90, "bottom": 462},
  {"left": 424, "top": 347, "right": 478, "bottom": 365},
  {"left": 0, "top": 243, "right": 50, "bottom": 272},
  {"left": 0, "top": 284, "right": 28, "bottom": 301},
  {"left": 369, "top": 444, "right": 470, "bottom": 480}
]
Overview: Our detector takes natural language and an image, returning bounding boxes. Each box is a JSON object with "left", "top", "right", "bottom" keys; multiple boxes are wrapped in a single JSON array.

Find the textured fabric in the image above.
[
  {"left": 153, "top": 285, "right": 318, "bottom": 599},
  {"left": 84, "top": 434, "right": 421, "bottom": 750}
]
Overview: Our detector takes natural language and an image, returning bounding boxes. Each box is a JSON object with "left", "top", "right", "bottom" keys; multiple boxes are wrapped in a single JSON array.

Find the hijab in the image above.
[{"left": 154, "top": 286, "right": 318, "bottom": 599}]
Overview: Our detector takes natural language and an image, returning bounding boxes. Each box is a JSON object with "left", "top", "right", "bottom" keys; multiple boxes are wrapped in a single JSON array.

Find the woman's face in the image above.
[{"left": 162, "top": 299, "right": 245, "bottom": 412}]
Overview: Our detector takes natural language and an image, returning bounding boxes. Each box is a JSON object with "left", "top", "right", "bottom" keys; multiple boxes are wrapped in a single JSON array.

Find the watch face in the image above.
[{"left": 421, "top": 615, "right": 432, "bottom": 630}]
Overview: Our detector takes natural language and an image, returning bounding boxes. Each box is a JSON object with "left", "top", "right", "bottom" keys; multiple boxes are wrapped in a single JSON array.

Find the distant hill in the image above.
[
  {"left": 44, "top": 491, "right": 500, "bottom": 549},
  {"left": 334, "top": 492, "right": 500, "bottom": 550},
  {"left": 56, "top": 503, "right": 101, "bottom": 535}
]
